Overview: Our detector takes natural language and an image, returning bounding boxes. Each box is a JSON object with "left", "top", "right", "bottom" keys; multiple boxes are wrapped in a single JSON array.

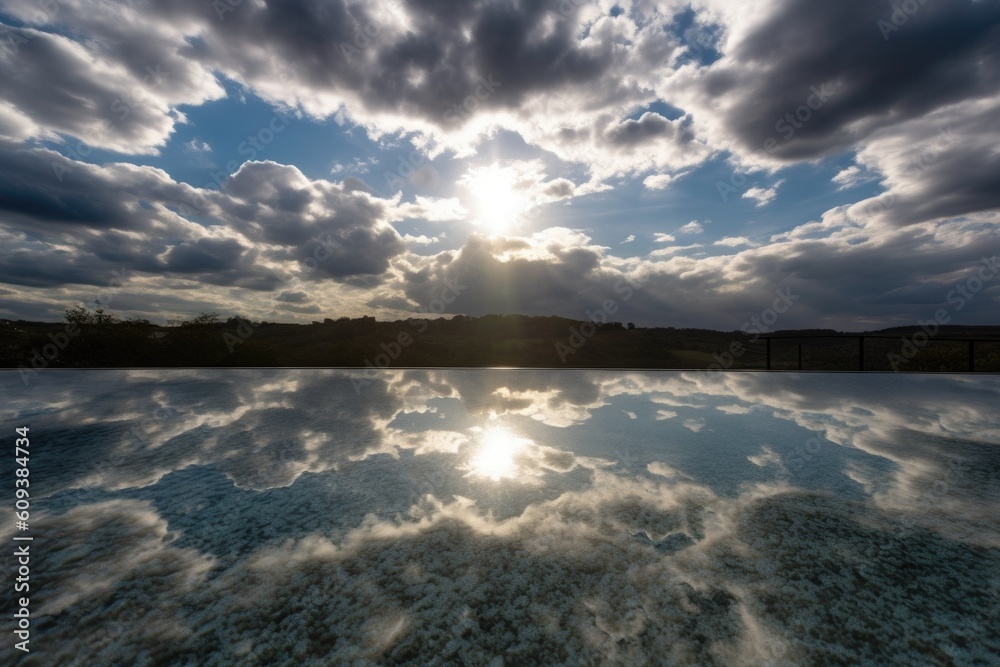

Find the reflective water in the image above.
[{"left": 2, "top": 370, "right": 999, "bottom": 665}]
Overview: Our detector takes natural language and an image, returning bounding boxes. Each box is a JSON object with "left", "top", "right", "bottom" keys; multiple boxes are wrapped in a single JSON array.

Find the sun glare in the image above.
[
  {"left": 468, "top": 427, "right": 529, "bottom": 481},
  {"left": 462, "top": 165, "right": 530, "bottom": 234}
]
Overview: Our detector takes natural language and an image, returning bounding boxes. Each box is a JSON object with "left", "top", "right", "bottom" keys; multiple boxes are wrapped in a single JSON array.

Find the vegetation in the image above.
[{"left": 1, "top": 309, "right": 998, "bottom": 371}]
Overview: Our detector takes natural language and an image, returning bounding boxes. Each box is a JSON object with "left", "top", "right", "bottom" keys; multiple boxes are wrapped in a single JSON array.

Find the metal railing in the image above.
[{"left": 732, "top": 334, "right": 1000, "bottom": 371}]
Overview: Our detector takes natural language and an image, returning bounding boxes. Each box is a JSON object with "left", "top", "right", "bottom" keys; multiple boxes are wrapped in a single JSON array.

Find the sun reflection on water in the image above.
[{"left": 468, "top": 427, "right": 531, "bottom": 481}]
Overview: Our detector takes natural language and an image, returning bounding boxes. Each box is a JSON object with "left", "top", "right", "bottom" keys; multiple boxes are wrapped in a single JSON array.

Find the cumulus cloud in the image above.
[
  {"left": 0, "top": 143, "right": 411, "bottom": 299},
  {"left": 679, "top": 221, "right": 704, "bottom": 235},
  {"left": 1, "top": 0, "right": 999, "bottom": 326},
  {"left": 0, "top": 4, "right": 224, "bottom": 154},
  {"left": 831, "top": 164, "right": 876, "bottom": 191},
  {"left": 742, "top": 179, "right": 785, "bottom": 207},
  {"left": 667, "top": 0, "right": 1000, "bottom": 166},
  {"left": 643, "top": 173, "right": 677, "bottom": 190},
  {"left": 644, "top": 0, "right": 1000, "bottom": 233},
  {"left": 0, "top": 0, "right": 714, "bottom": 181},
  {"left": 713, "top": 236, "right": 757, "bottom": 248},
  {"left": 184, "top": 139, "right": 211, "bottom": 153}
]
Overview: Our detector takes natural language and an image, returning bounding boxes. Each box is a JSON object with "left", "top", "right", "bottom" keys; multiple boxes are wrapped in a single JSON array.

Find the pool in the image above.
[{"left": 2, "top": 370, "right": 998, "bottom": 665}]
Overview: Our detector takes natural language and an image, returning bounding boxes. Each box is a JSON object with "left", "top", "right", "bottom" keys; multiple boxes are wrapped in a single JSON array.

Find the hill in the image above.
[{"left": 2, "top": 310, "right": 999, "bottom": 372}]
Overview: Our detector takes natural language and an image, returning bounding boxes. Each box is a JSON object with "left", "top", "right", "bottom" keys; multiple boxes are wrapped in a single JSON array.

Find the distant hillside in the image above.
[{"left": 2, "top": 310, "right": 999, "bottom": 372}]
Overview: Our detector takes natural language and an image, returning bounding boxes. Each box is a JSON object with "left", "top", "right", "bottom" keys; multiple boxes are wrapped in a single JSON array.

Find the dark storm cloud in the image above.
[
  {"left": 6, "top": 0, "right": 678, "bottom": 175},
  {"left": 162, "top": 237, "right": 258, "bottom": 276},
  {"left": 296, "top": 227, "right": 405, "bottom": 281},
  {"left": 603, "top": 113, "right": 676, "bottom": 147},
  {"left": 0, "top": 245, "right": 112, "bottom": 289},
  {"left": 196, "top": 0, "right": 617, "bottom": 123},
  {"left": 848, "top": 108, "right": 1000, "bottom": 227},
  {"left": 0, "top": 6, "right": 223, "bottom": 153},
  {"left": 0, "top": 143, "right": 145, "bottom": 230},
  {"left": 0, "top": 144, "right": 404, "bottom": 289},
  {"left": 708, "top": 0, "right": 1000, "bottom": 161},
  {"left": 275, "top": 291, "right": 309, "bottom": 304},
  {"left": 214, "top": 161, "right": 406, "bottom": 280},
  {"left": 384, "top": 215, "right": 1000, "bottom": 330},
  {"left": 385, "top": 233, "right": 625, "bottom": 318}
]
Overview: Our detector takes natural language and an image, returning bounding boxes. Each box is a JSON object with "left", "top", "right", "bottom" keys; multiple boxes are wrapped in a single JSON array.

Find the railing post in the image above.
[
  {"left": 766, "top": 338, "right": 771, "bottom": 370},
  {"left": 969, "top": 340, "right": 975, "bottom": 372},
  {"left": 798, "top": 343, "right": 802, "bottom": 371},
  {"left": 859, "top": 336, "right": 865, "bottom": 371}
]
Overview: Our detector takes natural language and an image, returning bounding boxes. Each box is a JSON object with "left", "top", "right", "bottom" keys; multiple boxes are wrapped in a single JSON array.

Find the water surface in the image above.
[{"left": 2, "top": 370, "right": 998, "bottom": 665}]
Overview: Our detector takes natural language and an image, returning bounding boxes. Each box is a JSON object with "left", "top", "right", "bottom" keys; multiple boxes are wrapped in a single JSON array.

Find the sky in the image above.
[{"left": 0, "top": 0, "right": 998, "bottom": 330}]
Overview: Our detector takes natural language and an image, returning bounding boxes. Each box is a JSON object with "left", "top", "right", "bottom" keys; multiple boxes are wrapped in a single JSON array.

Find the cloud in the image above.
[
  {"left": 402, "top": 234, "right": 441, "bottom": 246},
  {"left": 714, "top": 236, "right": 756, "bottom": 248},
  {"left": 643, "top": 173, "right": 676, "bottom": 190},
  {"left": 846, "top": 105, "right": 1000, "bottom": 227},
  {"left": 679, "top": 221, "right": 703, "bottom": 235},
  {"left": 621, "top": 234, "right": 636, "bottom": 244},
  {"left": 0, "top": 143, "right": 412, "bottom": 297},
  {"left": 651, "top": 0, "right": 1000, "bottom": 230},
  {"left": 742, "top": 179, "right": 785, "bottom": 207},
  {"left": 397, "top": 196, "right": 468, "bottom": 223},
  {"left": 0, "top": 8, "right": 224, "bottom": 154},
  {"left": 1, "top": 0, "right": 999, "bottom": 326},
  {"left": 376, "top": 228, "right": 624, "bottom": 319},
  {"left": 667, "top": 0, "right": 1000, "bottom": 167},
  {"left": 602, "top": 112, "right": 675, "bottom": 147},
  {"left": 184, "top": 139, "right": 212, "bottom": 153},
  {"left": 831, "top": 165, "right": 876, "bottom": 191},
  {"left": 0, "top": 0, "right": 713, "bottom": 181},
  {"left": 276, "top": 291, "right": 310, "bottom": 304}
]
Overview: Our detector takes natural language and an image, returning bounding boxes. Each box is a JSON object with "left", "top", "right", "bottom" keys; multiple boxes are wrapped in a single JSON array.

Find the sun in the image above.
[
  {"left": 461, "top": 164, "right": 531, "bottom": 234},
  {"left": 468, "top": 427, "right": 530, "bottom": 481}
]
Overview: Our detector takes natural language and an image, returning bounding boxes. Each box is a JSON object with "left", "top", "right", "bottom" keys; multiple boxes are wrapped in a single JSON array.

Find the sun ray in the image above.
[
  {"left": 461, "top": 164, "right": 531, "bottom": 234},
  {"left": 467, "top": 427, "right": 530, "bottom": 481}
]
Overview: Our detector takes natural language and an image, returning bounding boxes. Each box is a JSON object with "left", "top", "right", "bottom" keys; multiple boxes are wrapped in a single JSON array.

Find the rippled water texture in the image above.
[{"left": 1, "top": 370, "right": 998, "bottom": 665}]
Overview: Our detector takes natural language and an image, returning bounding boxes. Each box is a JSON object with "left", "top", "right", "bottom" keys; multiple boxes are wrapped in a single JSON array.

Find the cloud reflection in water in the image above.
[{"left": 1, "top": 370, "right": 998, "bottom": 665}]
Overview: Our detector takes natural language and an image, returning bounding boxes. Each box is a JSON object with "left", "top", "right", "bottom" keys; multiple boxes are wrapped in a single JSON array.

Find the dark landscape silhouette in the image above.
[{"left": 3, "top": 307, "right": 998, "bottom": 372}]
